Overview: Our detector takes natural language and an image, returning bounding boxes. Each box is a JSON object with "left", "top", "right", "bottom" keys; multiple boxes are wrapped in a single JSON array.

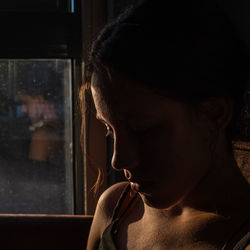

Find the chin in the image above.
[{"left": 140, "top": 192, "right": 181, "bottom": 210}]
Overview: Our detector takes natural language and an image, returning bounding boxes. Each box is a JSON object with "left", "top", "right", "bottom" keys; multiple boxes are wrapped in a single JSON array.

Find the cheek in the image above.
[{"left": 140, "top": 123, "right": 210, "bottom": 180}]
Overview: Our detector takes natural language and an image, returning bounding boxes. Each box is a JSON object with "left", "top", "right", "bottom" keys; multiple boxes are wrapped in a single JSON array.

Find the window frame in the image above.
[
  {"left": 0, "top": 0, "right": 85, "bottom": 215},
  {"left": 0, "top": 0, "right": 110, "bottom": 215},
  {"left": 81, "top": 0, "right": 109, "bottom": 215}
]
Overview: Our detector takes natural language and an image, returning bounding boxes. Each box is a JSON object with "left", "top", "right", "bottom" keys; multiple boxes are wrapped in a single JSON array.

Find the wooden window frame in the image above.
[{"left": 0, "top": 0, "right": 110, "bottom": 216}]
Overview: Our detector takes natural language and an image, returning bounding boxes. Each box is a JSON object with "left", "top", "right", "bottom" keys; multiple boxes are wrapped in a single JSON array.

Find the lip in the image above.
[
  {"left": 123, "top": 170, "right": 155, "bottom": 193},
  {"left": 124, "top": 170, "right": 149, "bottom": 184},
  {"left": 130, "top": 181, "right": 154, "bottom": 194}
]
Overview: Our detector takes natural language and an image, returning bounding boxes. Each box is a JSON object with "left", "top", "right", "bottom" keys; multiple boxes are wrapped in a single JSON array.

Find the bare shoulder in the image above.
[
  {"left": 87, "top": 182, "right": 129, "bottom": 250},
  {"left": 98, "top": 181, "right": 129, "bottom": 218}
]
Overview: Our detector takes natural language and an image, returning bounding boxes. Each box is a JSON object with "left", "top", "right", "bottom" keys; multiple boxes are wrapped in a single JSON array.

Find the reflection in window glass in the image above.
[{"left": 0, "top": 59, "right": 73, "bottom": 214}]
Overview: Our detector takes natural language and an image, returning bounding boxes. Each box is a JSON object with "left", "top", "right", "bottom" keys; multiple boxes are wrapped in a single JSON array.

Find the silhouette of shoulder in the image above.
[{"left": 87, "top": 182, "right": 128, "bottom": 250}]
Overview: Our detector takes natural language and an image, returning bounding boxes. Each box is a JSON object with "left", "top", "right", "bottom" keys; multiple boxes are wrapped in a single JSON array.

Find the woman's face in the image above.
[
  {"left": 19, "top": 94, "right": 44, "bottom": 124},
  {"left": 91, "top": 72, "right": 213, "bottom": 209}
]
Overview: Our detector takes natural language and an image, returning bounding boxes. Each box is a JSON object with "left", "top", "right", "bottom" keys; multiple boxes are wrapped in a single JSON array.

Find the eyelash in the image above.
[{"left": 103, "top": 123, "right": 154, "bottom": 138}]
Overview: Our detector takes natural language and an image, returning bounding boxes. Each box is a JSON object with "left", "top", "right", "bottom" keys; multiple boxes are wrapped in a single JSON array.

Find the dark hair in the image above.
[
  {"left": 18, "top": 62, "right": 63, "bottom": 104},
  {"left": 85, "top": 0, "right": 250, "bottom": 141}
]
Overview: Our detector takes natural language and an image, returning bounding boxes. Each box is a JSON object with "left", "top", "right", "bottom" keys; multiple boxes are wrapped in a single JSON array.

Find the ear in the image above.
[{"left": 198, "top": 97, "right": 233, "bottom": 130}]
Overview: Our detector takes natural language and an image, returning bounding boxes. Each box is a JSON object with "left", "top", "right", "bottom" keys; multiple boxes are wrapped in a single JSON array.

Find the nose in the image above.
[{"left": 111, "top": 131, "right": 140, "bottom": 171}]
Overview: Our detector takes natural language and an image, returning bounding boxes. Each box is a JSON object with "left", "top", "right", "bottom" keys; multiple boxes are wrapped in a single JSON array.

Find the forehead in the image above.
[{"left": 91, "top": 72, "right": 184, "bottom": 123}]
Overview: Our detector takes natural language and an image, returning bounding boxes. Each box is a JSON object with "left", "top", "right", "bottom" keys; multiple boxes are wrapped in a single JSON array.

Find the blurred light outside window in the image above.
[
  {"left": 71, "top": 0, "right": 74, "bottom": 13},
  {"left": 0, "top": 59, "right": 73, "bottom": 214}
]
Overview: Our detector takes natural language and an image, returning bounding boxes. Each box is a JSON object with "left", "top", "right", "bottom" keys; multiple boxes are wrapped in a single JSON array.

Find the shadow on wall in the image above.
[{"left": 217, "top": 0, "right": 250, "bottom": 55}]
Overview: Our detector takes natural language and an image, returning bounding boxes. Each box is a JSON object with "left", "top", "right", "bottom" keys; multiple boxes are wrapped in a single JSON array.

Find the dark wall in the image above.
[{"left": 217, "top": 0, "right": 250, "bottom": 54}]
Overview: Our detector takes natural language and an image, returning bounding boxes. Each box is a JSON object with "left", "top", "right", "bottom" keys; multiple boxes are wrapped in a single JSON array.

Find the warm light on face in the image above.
[{"left": 91, "top": 71, "right": 213, "bottom": 209}]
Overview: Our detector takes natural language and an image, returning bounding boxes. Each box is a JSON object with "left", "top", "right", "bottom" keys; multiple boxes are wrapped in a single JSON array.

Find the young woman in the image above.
[{"left": 84, "top": 0, "right": 250, "bottom": 249}]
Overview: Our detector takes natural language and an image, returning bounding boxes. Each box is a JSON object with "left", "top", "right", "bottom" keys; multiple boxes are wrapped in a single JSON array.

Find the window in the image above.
[
  {"left": 0, "top": 0, "right": 83, "bottom": 214},
  {"left": 0, "top": 59, "right": 73, "bottom": 214},
  {"left": 0, "top": 0, "right": 136, "bottom": 216},
  {"left": 81, "top": 0, "right": 138, "bottom": 214}
]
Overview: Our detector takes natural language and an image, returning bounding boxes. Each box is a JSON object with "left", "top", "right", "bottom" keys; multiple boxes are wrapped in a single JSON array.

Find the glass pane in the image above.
[{"left": 0, "top": 59, "right": 73, "bottom": 214}]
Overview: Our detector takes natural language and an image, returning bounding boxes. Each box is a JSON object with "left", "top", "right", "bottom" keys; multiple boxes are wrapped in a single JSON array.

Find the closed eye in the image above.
[{"left": 96, "top": 114, "right": 114, "bottom": 138}]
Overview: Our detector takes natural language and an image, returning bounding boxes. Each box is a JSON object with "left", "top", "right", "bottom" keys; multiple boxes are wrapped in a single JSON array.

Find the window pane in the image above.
[{"left": 0, "top": 59, "right": 73, "bottom": 214}]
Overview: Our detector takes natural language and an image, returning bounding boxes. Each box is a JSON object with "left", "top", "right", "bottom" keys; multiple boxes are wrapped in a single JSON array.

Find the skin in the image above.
[
  {"left": 20, "top": 94, "right": 45, "bottom": 124},
  {"left": 87, "top": 71, "right": 250, "bottom": 250},
  {"left": 20, "top": 94, "right": 57, "bottom": 124},
  {"left": 29, "top": 127, "right": 59, "bottom": 161},
  {"left": 19, "top": 93, "right": 59, "bottom": 162}
]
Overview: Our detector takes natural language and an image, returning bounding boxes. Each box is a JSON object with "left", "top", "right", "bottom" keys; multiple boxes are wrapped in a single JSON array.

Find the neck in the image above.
[
  {"left": 144, "top": 140, "right": 250, "bottom": 219},
  {"left": 181, "top": 148, "right": 250, "bottom": 217}
]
